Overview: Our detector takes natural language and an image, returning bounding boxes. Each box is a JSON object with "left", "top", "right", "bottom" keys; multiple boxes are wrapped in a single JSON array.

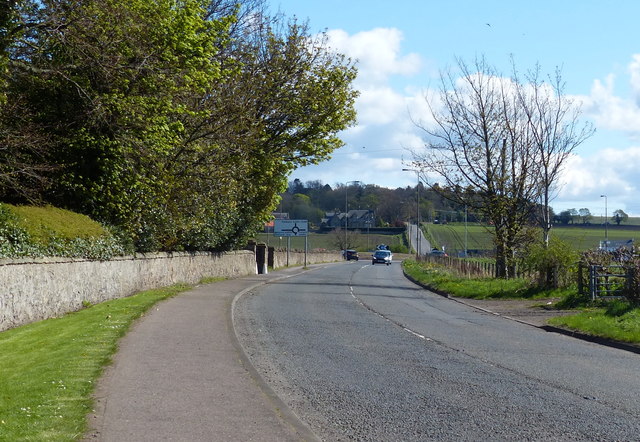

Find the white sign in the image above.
[{"left": 274, "top": 219, "right": 308, "bottom": 237}]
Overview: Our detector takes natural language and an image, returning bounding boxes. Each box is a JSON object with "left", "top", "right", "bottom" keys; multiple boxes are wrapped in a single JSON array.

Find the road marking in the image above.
[{"left": 349, "top": 286, "right": 432, "bottom": 342}]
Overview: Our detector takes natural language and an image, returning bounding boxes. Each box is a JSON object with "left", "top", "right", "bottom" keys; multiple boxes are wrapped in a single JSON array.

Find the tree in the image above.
[
  {"left": 556, "top": 209, "right": 577, "bottom": 225},
  {"left": 613, "top": 209, "right": 628, "bottom": 225},
  {"left": 329, "top": 227, "right": 362, "bottom": 251},
  {"left": 513, "top": 61, "right": 594, "bottom": 246},
  {"left": 578, "top": 208, "right": 592, "bottom": 224},
  {"left": 412, "top": 57, "right": 541, "bottom": 278},
  {"left": 412, "top": 56, "right": 592, "bottom": 277},
  {"left": 1, "top": 0, "right": 358, "bottom": 252}
]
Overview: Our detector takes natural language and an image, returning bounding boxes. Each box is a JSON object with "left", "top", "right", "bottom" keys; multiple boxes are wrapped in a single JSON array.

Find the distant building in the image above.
[
  {"left": 265, "top": 212, "right": 289, "bottom": 233},
  {"left": 599, "top": 239, "right": 634, "bottom": 252},
  {"left": 322, "top": 210, "right": 374, "bottom": 229}
]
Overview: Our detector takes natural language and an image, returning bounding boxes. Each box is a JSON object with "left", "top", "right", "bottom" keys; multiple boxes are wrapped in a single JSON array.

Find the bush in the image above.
[{"left": 520, "top": 236, "right": 579, "bottom": 288}]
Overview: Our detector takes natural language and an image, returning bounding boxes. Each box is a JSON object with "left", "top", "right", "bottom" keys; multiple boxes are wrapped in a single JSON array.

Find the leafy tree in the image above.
[
  {"left": 2, "top": 0, "right": 358, "bottom": 252},
  {"left": 578, "top": 208, "right": 592, "bottom": 224},
  {"left": 555, "top": 209, "right": 578, "bottom": 225},
  {"left": 613, "top": 209, "right": 628, "bottom": 225}
]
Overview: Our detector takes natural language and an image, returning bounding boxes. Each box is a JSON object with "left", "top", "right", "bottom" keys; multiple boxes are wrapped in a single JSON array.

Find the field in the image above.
[{"left": 426, "top": 222, "right": 640, "bottom": 254}]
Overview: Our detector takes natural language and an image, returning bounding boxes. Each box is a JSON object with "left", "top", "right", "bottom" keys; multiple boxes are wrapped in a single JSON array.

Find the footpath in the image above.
[{"left": 85, "top": 266, "right": 320, "bottom": 442}]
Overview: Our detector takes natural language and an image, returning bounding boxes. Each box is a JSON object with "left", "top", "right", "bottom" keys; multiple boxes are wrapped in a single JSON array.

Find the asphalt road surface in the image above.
[
  {"left": 234, "top": 261, "right": 640, "bottom": 441},
  {"left": 406, "top": 223, "right": 430, "bottom": 256}
]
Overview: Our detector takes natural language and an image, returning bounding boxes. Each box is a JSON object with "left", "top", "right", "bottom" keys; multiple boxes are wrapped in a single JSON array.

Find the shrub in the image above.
[{"left": 520, "top": 236, "right": 579, "bottom": 288}]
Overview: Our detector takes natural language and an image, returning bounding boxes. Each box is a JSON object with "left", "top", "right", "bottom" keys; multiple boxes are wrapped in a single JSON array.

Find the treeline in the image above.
[
  {"left": 280, "top": 179, "right": 481, "bottom": 227},
  {"left": 0, "top": 0, "right": 357, "bottom": 252},
  {"left": 555, "top": 208, "right": 629, "bottom": 226}
]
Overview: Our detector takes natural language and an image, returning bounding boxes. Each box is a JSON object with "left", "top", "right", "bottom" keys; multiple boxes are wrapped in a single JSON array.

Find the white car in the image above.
[{"left": 372, "top": 250, "right": 392, "bottom": 265}]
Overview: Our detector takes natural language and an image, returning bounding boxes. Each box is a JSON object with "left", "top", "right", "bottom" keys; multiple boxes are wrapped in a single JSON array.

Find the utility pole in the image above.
[{"left": 402, "top": 168, "right": 420, "bottom": 259}]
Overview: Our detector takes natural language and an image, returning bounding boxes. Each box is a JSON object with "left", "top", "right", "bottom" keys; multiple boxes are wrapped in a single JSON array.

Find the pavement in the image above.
[{"left": 85, "top": 263, "right": 640, "bottom": 441}]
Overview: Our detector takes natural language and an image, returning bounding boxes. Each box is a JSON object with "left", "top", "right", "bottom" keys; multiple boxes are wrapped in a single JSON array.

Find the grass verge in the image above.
[
  {"left": 548, "top": 301, "right": 640, "bottom": 344},
  {"left": 402, "top": 258, "right": 572, "bottom": 300},
  {"left": 0, "top": 283, "right": 192, "bottom": 441}
]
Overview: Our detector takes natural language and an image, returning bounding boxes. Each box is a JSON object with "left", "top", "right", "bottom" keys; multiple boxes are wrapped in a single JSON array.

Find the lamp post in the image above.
[
  {"left": 402, "top": 168, "right": 420, "bottom": 259},
  {"left": 345, "top": 180, "right": 360, "bottom": 252},
  {"left": 601, "top": 194, "right": 608, "bottom": 246}
]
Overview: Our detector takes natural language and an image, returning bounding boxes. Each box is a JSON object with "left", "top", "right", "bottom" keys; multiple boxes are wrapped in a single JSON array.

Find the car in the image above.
[
  {"left": 372, "top": 249, "right": 392, "bottom": 265},
  {"left": 430, "top": 249, "right": 448, "bottom": 257},
  {"left": 345, "top": 249, "right": 359, "bottom": 261}
]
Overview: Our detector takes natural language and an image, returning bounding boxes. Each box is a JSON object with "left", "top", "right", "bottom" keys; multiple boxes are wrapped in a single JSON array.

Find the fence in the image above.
[
  {"left": 418, "top": 254, "right": 536, "bottom": 280},
  {"left": 580, "top": 264, "right": 628, "bottom": 301},
  {"left": 419, "top": 255, "right": 496, "bottom": 278}
]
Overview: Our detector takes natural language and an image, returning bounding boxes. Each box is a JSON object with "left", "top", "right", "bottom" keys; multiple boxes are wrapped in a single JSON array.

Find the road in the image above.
[
  {"left": 407, "top": 223, "right": 431, "bottom": 256},
  {"left": 234, "top": 261, "right": 640, "bottom": 441}
]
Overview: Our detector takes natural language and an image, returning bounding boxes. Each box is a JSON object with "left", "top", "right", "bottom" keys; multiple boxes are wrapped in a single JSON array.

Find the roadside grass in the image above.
[
  {"left": 402, "top": 258, "right": 573, "bottom": 300},
  {"left": 548, "top": 301, "right": 640, "bottom": 344},
  {"left": 0, "top": 283, "right": 191, "bottom": 441}
]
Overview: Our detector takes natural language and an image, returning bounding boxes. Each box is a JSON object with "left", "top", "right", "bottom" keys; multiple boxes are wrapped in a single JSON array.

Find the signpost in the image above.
[
  {"left": 274, "top": 220, "right": 309, "bottom": 267},
  {"left": 274, "top": 219, "right": 308, "bottom": 237}
]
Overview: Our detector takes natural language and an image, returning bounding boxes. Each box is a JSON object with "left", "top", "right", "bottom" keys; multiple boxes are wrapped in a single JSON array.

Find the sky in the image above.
[{"left": 271, "top": 0, "right": 640, "bottom": 217}]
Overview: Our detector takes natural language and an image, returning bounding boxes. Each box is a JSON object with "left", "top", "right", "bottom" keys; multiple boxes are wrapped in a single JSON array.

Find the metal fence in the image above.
[{"left": 583, "top": 264, "right": 628, "bottom": 301}]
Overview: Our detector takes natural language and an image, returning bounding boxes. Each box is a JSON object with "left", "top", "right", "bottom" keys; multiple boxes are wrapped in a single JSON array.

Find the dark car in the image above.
[
  {"left": 345, "top": 249, "right": 359, "bottom": 261},
  {"left": 372, "top": 249, "right": 392, "bottom": 265}
]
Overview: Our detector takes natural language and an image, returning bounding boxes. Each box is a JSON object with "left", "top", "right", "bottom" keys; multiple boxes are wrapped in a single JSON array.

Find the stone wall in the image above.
[
  {"left": 0, "top": 249, "right": 343, "bottom": 332},
  {"left": 271, "top": 250, "right": 343, "bottom": 269},
  {"left": 0, "top": 251, "right": 256, "bottom": 332}
]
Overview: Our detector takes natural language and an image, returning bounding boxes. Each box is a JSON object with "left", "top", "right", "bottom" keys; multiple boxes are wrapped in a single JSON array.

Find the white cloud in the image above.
[
  {"left": 326, "top": 28, "right": 422, "bottom": 87},
  {"left": 557, "top": 147, "right": 640, "bottom": 215},
  {"left": 356, "top": 87, "right": 407, "bottom": 125},
  {"left": 582, "top": 57, "right": 640, "bottom": 135}
]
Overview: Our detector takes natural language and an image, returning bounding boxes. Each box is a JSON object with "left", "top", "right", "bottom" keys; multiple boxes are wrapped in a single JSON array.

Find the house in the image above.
[{"left": 322, "top": 210, "right": 374, "bottom": 229}]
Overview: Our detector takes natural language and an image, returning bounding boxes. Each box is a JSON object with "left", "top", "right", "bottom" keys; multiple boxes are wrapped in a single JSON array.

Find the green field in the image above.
[{"left": 426, "top": 223, "right": 640, "bottom": 254}]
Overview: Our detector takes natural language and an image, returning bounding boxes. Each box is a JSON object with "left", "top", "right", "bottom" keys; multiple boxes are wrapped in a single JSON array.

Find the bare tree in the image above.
[
  {"left": 513, "top": 62, "right": 594, "bottom": 246},
  {"left": 412, "top": 57, "right": 584, "bottom": 278},
  {"left": 329, "top": 227, "right": 362, "bottom": 252}
]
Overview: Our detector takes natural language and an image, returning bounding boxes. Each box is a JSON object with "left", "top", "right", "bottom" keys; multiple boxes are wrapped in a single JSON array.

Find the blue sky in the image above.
[{"left": 271, "top": 0, "right": 640, "bottom": 217}]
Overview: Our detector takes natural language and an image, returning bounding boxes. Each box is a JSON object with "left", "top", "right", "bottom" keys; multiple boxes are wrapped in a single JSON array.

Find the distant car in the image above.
[
  {"left": 372, "top": 249, "right": 392, "bottom": 265},
  {"left": 430, "top": 250, "right": 448, "bottom": 257},
  {"left": 345, "top": 249, "right": 359, "bottom": 261}
]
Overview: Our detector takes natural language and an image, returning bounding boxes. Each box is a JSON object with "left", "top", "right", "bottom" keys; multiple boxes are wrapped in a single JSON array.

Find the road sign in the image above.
[{"left": 274, "top": 219, "right": 308, "bottom": 237}]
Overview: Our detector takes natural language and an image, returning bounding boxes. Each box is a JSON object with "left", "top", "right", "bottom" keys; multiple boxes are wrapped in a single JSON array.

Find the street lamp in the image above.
[
  {"left": 345, "top": 180, "right": 360, "bottom": 252},
  {"left": 402, "top": 168, "right": 421, "bottom": 259},
  {"left": 601, "top": 194, "right": 608, "bottom": 246}
]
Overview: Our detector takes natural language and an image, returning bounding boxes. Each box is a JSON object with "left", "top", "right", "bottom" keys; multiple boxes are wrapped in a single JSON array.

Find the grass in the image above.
[
  {"left": 401, "top": 258, "right": 567, "bottom": 299},
  {"left": 0, "top": 283, "right": 192, "bottom": 441},
  {"left": 548, "top": 300, "right": 640, "bottom": 344}
]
